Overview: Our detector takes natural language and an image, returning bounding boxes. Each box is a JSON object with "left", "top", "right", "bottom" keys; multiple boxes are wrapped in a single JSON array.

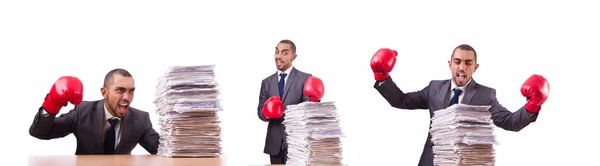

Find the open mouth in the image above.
[
  {"left": 456, "top": 73, "right": 466, "bottom": 83},
  {"left": 118, "top": 103, "right": 129, "bottom": 113}
]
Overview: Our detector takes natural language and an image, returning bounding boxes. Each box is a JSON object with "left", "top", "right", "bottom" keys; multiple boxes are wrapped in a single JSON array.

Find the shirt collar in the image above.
[
  {"left": 451, "top": 77, "right": 472, "bottom": 92},
  {"left": 278, "top": 65, "right": 293, "bottom": 76}
]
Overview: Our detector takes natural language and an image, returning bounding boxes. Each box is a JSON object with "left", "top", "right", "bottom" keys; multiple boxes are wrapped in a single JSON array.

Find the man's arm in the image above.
[
  {"left": 30, "top": 76, "right": 83, "bottom": 140},
  {"left": 138, "top": 112, "right": 159, "bottom": 154},
  {"left": 374, "top": 77, "right": 429, "bottom": 109},
  {"left": 257, "top": 80, "right": 269, "bottom": 122},
  {"left": 29, "top": 107, "right": 78, "bottom": 140},
  {"left": 488, "top": 89, "right": 538, "bottom": 132}
]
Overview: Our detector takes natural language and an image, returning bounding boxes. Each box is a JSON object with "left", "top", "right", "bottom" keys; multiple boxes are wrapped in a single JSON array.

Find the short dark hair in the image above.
[
  {"left": 451, "top": 44, "right": 477, "bottom": 62},
  {"left": 278, "top": 39, "right": 296, "bottom": 54},
  {"left": 103, "top": 68, "right": 132, "bottom": 87}
]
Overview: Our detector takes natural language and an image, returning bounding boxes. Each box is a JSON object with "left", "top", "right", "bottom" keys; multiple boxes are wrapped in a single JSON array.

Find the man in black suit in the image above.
[
  {"left": 257, "top": 39, "right": 325, "bottom": 164},
  {"left": 369, "top": 44, "right": 550, "bottom": 166},
  {"left": 29, "top": 68, "right": 159, "bottom": 155}
]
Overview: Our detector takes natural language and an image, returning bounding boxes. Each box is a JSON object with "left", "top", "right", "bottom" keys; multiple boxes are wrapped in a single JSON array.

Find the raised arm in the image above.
[
  {"left": 490, "top": 74, "right": 549, "bottom": 131},
  {"left": 29, "top": 76, "right": 84, "bottom": 139}
]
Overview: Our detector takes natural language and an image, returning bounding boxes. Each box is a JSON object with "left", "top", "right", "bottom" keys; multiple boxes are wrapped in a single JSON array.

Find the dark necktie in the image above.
[
  {"left": 279, "top": 73, "right": 287, "bottom": 97},
  {"left": 104, "top": 118, "right": 119, "bottom": 154},
  {"left": 449, "top": 88, "right": 463, "bottom": 106}
]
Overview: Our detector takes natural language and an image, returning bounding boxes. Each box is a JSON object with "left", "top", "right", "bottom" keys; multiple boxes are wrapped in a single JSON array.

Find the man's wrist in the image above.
[{"left": 40, "top": 107, "right": 52, "bottom": 117}]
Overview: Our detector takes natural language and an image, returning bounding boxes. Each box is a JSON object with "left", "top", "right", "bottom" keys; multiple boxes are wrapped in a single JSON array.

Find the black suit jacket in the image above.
[
  {"left": 375, "top": 77, "right": 538, "bottom": 166},
  {"left": 29, "top": 99, "right": 159, "bottom": 155},
  {"left": 257, "top": 67, "right": 311, "bottom": 155}
]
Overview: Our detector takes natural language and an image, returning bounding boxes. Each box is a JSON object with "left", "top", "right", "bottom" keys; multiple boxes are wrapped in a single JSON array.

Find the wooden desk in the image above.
[
  {"left": 28, "top": 155, "right": 286, "bottom": 166},
  {"left": 28, "top": 155, "right": 228, "bottom": 166}
]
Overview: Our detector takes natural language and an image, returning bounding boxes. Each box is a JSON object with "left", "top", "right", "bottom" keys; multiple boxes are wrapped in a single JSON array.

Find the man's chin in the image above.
[
  {"left": 453, "top": 77, "right": 467, "bottom": 86},
  {"left": 116, "top": 107, "right": 128, "bottom": 117}
]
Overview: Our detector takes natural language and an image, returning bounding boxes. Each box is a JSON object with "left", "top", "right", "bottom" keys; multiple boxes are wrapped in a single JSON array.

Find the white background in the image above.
[{"left": 1, "top": 1, "right": 598, "bottom": 166}]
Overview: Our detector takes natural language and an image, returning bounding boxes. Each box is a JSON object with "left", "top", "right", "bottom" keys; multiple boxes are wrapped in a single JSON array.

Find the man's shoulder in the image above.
[
  {"left": 128, "top": 107, "right": 150, "bottom": 116},
  {"left": 66, "top": 100, "right": 102, "bottom": 117},
  {"left": 261, "top": 72, "right": 277, "bottom": 83},
  {"left": 75, "top": 100, "right": 102, "bottom": 110},
  {"left": 293, "top": 67, "right": 310, "bottom": 75},
  {"left": 77, "top": 100, "right": 97, "bottom": 107},
  {"left": 473, "top": 81, "right": 495, "bottom": 92},
  {"left": 429, "top": 79, "right": 451, "bottom": 86},
  {"left": 293, "top": 68, "right": 312, "bottom": 81}
]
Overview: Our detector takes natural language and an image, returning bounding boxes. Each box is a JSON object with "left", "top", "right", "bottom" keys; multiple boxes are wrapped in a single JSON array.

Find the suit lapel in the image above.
[
  {"left": 282, "top": 68, "right": 298, "bottom": 102},
  {"left": 116, "top": 109, "right": 133, "bottom": 152},
  {"left": 270, "top": 72, "right": 279, "bottom": 97},
  {"left": 462, "top": 79, "right": 479, "bottom": 104},
  {"left": 94, "top": 100, "right": 106, "bottom": 153},
  {"left": 439, "top": 80, "right": 452, "bottom": 108}
]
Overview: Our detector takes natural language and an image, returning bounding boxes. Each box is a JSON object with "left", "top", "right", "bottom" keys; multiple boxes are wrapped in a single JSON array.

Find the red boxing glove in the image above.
[
  {"left": 263, "top": 96, "right": 284, "bottom": 119},
  {"left": 42, "top": 76, "right": 84, "bottom": 114},
  {"left": 370, "top": 48, "right": 398, "bottom": 81},
  {"left": 304, "top": 76, "right": 324, "bottom": 102},
  {"left": 521, "top": 74, "right": 550, "bottom": 113}
]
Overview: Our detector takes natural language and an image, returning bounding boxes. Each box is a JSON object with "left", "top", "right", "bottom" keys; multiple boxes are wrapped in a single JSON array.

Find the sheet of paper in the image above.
[
  {"left": 154, "top": 65, "right": 223, "bottom": 158},
  {"left": 430, "top": 104, "right": 496, "bottom": 166},
  {"left": 283, "top": 101, "right": 345, "bottom": 166}
]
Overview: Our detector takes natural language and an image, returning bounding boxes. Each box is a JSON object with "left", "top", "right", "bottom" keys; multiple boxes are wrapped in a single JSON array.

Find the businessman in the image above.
[
  {"left": 29, "top": 68, "right": 159, "bottom": 155},
  {"left": 370, "top": 44, "right": 550, "bottom": 166},
  {"left": 257, "top": 39, "right": 325, "bottom": 164}
]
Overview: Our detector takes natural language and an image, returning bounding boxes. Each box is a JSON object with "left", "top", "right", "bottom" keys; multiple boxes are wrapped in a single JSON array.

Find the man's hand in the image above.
[
  {"left": 263, "top": 96, "right": 284, "bottom": 119},
  {"left": 370, "top": 48, "right": 398, "bottom": 81},
  {"left": 304, "top": 76, "right": 324, "bottom": 102},
  {"left": 42, "top": 76, "right": 84, "bottom": 114},
  {"left": 521, "top": 74, "right": 550, "bottom": 113}
]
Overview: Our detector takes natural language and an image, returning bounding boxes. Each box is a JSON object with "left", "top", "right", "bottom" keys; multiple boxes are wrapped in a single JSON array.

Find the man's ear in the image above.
[
  {"left": 448, "top": 60, "right": 452, "bottom": 69},
  {"left": 292, "top": 53, "right": 297, "bottom": 61},
  {"left": 100, "top": 87, "right": 108, "bottom": 99},
  {"left": 474, "top": 63, "right": 480, "bottom": 72}
]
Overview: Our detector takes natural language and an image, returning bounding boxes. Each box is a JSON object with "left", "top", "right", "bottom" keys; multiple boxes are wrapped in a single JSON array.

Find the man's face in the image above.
[
  {"left": 448, "top": 49, "right": 479, "bottom": 87},
  {"left": 101, "top": 75, "right": 135, "bottom": 118},
  {"left": 274, "top": 43, "right": 296, "bottom": 71}
]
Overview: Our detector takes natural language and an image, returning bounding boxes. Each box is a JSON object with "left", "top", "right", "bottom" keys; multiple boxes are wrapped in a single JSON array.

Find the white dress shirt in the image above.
[
  {"left": 449, "top": 78, "right": 472, "bottom": 104},
  {"left": 103, "top": 105, "right": 122, "bottom": 149},
  {"left": 277, "top": 65, "right": 294, "bottom": 87}
]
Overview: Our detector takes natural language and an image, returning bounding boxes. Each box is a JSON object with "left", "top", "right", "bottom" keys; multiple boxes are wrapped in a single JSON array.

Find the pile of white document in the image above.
[
  {"left": 283, "top": 101, "right": 344, "bottom": 166},
  {"left": 154, "top": 65, "right": 222, "bottom": 158},
  {"left": 429, "top": 104, "right": 497, "bottom": 166}
]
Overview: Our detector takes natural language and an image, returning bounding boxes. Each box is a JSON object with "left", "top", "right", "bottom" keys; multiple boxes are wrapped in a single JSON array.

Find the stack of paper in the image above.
[
  {"left": 153, "top": 65, "right": 222, "bottom": 158},
  {"left": 283, "top": 101, "right": 344, "bottom": 166},
  {"left": 429, "top": 104, "right": 497, "bottom": 166}
]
